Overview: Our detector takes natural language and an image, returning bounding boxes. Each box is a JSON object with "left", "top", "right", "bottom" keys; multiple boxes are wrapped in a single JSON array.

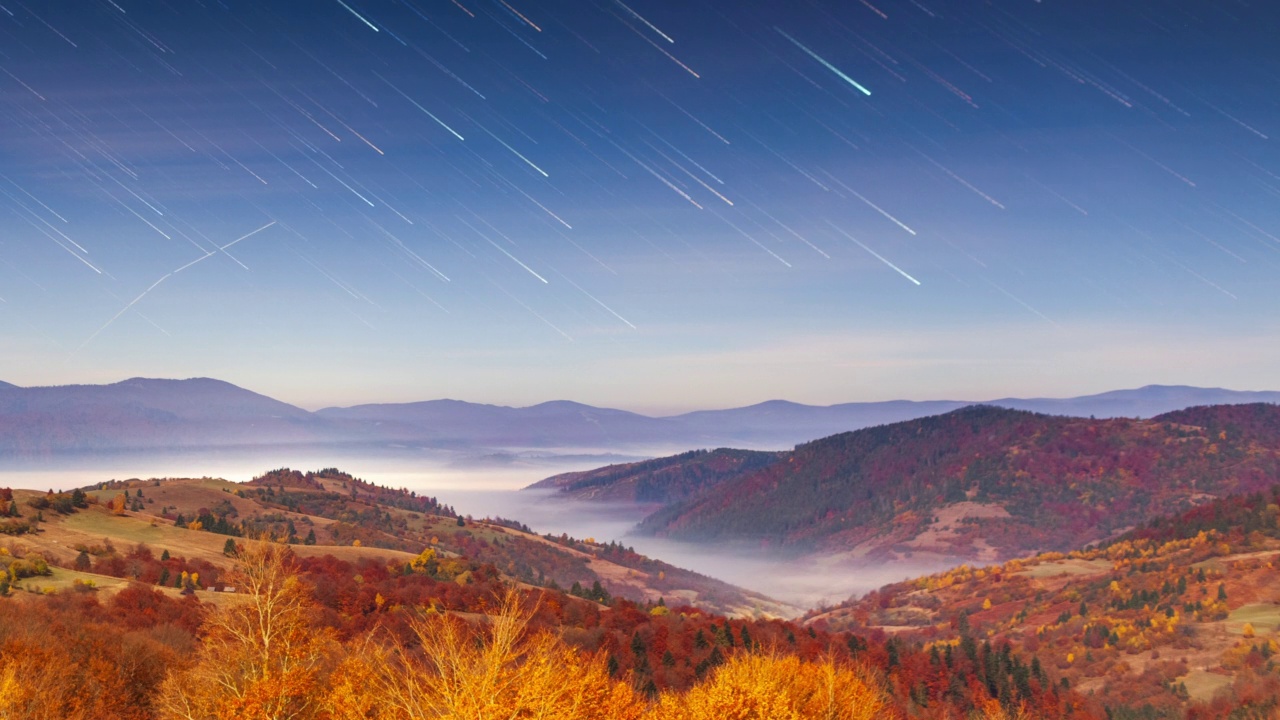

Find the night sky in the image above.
[{"left": 2, "top": 0, "right": 1278, "bottom": 412}]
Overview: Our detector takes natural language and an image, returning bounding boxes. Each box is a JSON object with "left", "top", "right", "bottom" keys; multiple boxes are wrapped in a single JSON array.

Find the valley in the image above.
[{"left": 6, "top": 389, "right": 1280, "bottom": 717}]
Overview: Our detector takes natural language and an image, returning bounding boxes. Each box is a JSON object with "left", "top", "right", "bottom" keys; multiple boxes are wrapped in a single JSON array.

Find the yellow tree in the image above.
[
  {"left": 0, "top": 664, "right": 34, "bottom": 720},
  {"left": 648, "top": 652, "right": 890, "bottom": 720},
  {"left": 361, "top": 590, "right": 644, "bottom": 720},
  {"left": 158, "top": 540, "right": 334, "bottom": 720}
]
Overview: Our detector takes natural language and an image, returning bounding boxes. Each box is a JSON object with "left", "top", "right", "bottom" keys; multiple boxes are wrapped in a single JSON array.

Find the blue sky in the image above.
[{"left": 1, "top": 0, "right": 1277, "bottom": 412}]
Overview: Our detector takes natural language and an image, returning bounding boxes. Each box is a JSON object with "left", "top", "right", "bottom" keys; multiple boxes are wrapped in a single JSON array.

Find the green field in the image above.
[
  {"left": 1226, "top": 603, "right": 1280, "bottom": 635},
  {"left": 1179, "top": 670, "right": 1234, "bottom": 702},
  {"left": 1018, "top": 559, "right": 1111, "bottom": 579},
  {"left": 13, "top": 566, "right": 132, "bottom": 595}
]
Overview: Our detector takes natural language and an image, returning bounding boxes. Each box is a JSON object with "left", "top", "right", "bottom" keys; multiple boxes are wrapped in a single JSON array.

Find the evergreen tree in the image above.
[
  {"left": 630, "top": 631, "right": 646, "bottom": 658},
  {"left": 694, "top": 629, "right": 708, "bottom": 649}
]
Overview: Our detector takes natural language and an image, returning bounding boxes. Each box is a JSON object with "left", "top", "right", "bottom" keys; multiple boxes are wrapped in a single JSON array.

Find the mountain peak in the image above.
[{"left": 115, "top": 376, "right": 239, "bottom": 387}]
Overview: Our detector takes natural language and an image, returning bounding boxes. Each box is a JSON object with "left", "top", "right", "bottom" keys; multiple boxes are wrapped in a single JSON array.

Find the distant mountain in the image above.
[
  {"left": 3, "top": 377, "right": 1279, "bottom": 461},
  {"left": 316, "top": 399, "right": 679, "bottom": 448},
  {"left": 0, "top": 377, "right": 340, "bottom": 456},
  {"left": 528, "top": 448, "right": 784, "bottom": 504},
  {"left": 541, "top": 403, "right": 1280, "bottom": 566},
  {"left": 321, "top": 383, "right": 1280, "bottom": 451},
  {"left": 989, "top": 384, "right": 1280, "bottom": 420},
  {"left": 665, "top": 399, "right": 969, "bottom": 446},
  {"left": 664, "top": 385, "right": 1280, "bottom": 447}
]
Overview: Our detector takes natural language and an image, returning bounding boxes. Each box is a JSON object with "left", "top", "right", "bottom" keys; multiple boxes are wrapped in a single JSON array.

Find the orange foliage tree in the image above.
[
  {"left": 157, "top": 540, "right": 335, "bottom": 720},
  {"left": 648, "top": 652, "right": 891, "bottom": 720},
  {"left": 344, "top": 590, "right": 646, "bottom": 720}
]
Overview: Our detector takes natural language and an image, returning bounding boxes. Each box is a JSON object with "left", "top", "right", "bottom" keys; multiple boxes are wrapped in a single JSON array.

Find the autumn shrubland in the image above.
[
  {"left": 0, "top": 527, "right": 1091, "bottom": 719},
  {"left": 0, "top": 515, "right": 1193, "bottom": 719}
]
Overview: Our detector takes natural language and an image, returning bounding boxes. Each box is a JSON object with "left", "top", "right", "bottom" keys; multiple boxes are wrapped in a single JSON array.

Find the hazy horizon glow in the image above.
[{"left": 2, "top": 0, "right": 1277, "bottom": 410}]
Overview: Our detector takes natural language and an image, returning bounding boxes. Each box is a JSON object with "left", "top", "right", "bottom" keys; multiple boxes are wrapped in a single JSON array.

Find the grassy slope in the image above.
[
  {"left": 7, "top": 476, "right": 795, "bottom": 618},
  {"left": 807, "top": 487, "right": 1280, "bottom": 713}
]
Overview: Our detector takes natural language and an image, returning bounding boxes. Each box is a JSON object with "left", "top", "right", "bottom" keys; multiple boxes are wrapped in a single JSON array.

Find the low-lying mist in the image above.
[
  {"left": 442, "top": 490, "right": 959, "bottom": 610},
  {"left": 1, "top": 448, "right": 956, "bottom": 612}
]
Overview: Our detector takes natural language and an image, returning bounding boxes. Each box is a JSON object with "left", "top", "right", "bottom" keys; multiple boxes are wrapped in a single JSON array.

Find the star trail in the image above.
[{"left": 0, "top": 0, "right": 1277, "bottom": 410}]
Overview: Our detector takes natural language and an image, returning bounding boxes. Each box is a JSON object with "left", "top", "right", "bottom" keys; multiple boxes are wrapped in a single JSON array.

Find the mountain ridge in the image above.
[
  {"left": 534, "top": 402, "right": 1280, "bottom": 571},
  {"left": 3, "top": 377, "right": 1279, "bottom": 459}
]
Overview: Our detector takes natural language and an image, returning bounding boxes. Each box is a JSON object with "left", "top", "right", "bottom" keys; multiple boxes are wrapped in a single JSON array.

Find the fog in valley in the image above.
[{"left": 0, "top": 448, "right": 955, "bottom": 611}]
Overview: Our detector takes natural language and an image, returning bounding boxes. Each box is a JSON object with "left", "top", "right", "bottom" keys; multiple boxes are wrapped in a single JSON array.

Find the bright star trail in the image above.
[{"left": 0, "top": 0, "right": 1276, "bottom": 411}]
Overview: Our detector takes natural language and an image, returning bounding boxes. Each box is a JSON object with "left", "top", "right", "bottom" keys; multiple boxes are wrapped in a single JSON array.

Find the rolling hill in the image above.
[
  {"left": 527, "top": 448, "right": 784, "bottom": 505},
  {"left": 806, "top": 481, "right": 1280, "bottom": 717},
  {"left": 0, "top": 468, "right": 1122, "bottom": 719},
  {"left": 0, "top": 467, "right": 791, "bottom": 618},
  {"left": 535, "top": 403, "right": 1280, "bottom": 569}
]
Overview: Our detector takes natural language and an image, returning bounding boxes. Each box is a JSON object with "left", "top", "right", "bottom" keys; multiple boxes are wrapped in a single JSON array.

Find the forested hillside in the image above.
[
  {"left": 631, "top": 404, "right": 1280, "bottom": 563},
  {"left": 0, "top": 472, "right": 1108, "bottom": 719},
  {"left": 809, "top": 484, "right": 1280, "bottom": 718},
  {"left": 528, "top": 448, "right": 783, "bottom": 504},
  {"left": 0, "top": 523, "right": 1102, "bottom": 718},
  {"left": 0, "top": 468, "right": 791, "bottom": 618}
]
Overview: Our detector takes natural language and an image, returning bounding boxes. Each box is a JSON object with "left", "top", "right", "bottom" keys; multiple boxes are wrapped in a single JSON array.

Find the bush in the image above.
[
  {"left": 4, "top": 555, "right": 51, "bottom": 579},
  {"left": 0, "top": 519, "right": 33, "bottom": 536}
]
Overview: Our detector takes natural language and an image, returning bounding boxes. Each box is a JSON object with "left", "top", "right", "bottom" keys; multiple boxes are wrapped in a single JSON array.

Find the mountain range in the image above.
[{"left": 2, "top": 376, "right": 1279, "bottom": 459}]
